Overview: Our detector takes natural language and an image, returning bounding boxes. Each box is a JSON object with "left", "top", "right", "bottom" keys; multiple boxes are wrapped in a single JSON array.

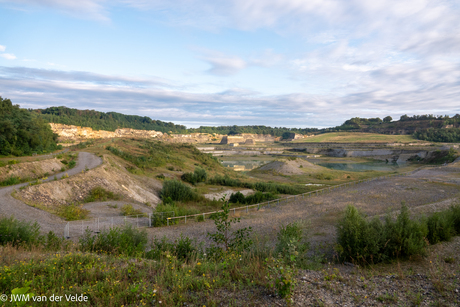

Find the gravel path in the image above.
[{"left": 0, "top": 152, "right": 102, "bottom": 234}]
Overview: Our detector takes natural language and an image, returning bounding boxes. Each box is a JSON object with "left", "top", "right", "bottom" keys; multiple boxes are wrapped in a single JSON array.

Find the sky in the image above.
[{"left": 0, "top": 0, "right": 459, "bottom": 128}]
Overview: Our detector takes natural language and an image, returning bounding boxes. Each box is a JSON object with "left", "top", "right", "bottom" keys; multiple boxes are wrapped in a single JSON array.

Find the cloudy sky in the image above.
[{"left": 0, "top": 0, "right": 459, "bottom": 128}]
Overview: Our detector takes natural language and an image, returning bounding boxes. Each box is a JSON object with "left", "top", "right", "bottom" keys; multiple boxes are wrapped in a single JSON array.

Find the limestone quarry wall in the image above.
[{"left": 50, "top": 123, "right": 281, "bottom": 144}]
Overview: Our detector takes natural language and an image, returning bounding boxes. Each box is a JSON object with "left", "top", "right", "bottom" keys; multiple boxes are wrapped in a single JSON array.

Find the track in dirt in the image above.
[{"left": 0, "top": 152, "right": 102, "bottom": 234}]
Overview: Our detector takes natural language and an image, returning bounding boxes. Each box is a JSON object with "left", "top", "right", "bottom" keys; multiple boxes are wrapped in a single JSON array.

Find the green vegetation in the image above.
[
  {"left": 208, "top": 174, "right": 306, "bottom": 194},
  {"left": 207, "top": 198, "right": 253, "bottom": 255},
  {"left": 229, "top": 191, "right": 277, "bottom": 205},
  {"left": 336, "top": 203, "right": 460, "bottom": 264},
  {"left": 57, "top": 204, "right": 90, "bottom": 221},
  {"left": 160, "top": 180, "right": 201, "bottom": 202},
  {"left": 83, "top": 187, "right": 121, "bottom": 203},
  {"left": 120, "top": 204, "right": 146, "bottom": 217},
  {"left": 181, "top": 167, "right": 207, "bottom": 185},
  {"left": 0, "top": 176, "right": 25, "bottom": 187},
  {"left": 0, "top": 216, "right": 41, "bottom": 247},
  {"left": 33, "top": 106, "right": 187, "bottom": 133},
  {"left": 106, "top": 140, "right": 219, "bottom": 171},
  {"left": 0, "top": 97, "right": 61, "bottom": 156},
  {"left": 79, "top": 225, "right": 148, "bottom": 257},
  {"left": 297, "top": 132, "right": 418, "bottom": 143}
]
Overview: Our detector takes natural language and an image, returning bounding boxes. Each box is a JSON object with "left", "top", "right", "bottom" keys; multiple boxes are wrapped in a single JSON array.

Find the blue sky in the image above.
[{"left": 0, "top": 0, "right": 459, "bottom": 128}]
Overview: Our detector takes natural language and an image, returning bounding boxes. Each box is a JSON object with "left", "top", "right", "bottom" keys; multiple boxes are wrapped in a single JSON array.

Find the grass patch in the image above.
[
  {"left": 57, "top": 204, "right": 90, "bottom": 221},
  {"left": 84, "top": 187, "right": 121, "bottom": 203},
  {"left": 120, "top": 204, "right": 146, "bottom": 217}
]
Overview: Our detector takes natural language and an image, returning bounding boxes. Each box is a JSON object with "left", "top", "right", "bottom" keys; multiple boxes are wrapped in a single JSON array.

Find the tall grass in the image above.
[
  {"left": 0, "top": 216, "right": 41, "bottom": 247},
  {"left": 79, "top": 225, "right": 147, "bottom": 257}
]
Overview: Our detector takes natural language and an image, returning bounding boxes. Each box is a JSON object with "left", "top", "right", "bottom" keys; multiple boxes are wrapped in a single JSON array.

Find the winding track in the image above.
[{"left": 0, "top": 152, "right": 102, "bottom": 235}]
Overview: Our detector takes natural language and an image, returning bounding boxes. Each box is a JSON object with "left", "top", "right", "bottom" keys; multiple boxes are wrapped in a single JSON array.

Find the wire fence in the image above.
[
  {"left": 64, "top": 211, "right": 174, "bottom": 238},
  {"left": 63, "top": 166, "right": 439, "bottom": 237}
]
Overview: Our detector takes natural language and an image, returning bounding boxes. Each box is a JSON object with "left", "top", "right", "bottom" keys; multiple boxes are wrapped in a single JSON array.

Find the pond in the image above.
[
  {"left": 221, "top": 160, "right": 266, "bottom": 171},
  {"left": 317, "top": 161, "right": 403, "bottom": 172}
]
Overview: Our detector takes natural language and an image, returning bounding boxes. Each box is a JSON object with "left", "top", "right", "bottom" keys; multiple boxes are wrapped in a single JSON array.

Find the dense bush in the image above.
[
  {"left": 426, "top": 211, "right": 455, "bottom": 244},
  {"left": 229, "top": 191, "right": 277, "bottom": 205},
  {"left": 0, "top": 216, "right": 41, "bottom": 247},
  {"left": 160, "top": 180, "right": 201, "bottom": 202},
  {"left": 336, "top": 205, "right": 385, "bottom": 264},
  {"left": 382, "top": 204, "right": 427, "bottom": 259},
  {"left": 181, "top": 167, "right": 207, "bottom": 185},
  {"left": 337, "top": 204, "right": 427, "bottom": 264},
  {"left": 79, "top": 225, "right": 147, "bottom": 256}
]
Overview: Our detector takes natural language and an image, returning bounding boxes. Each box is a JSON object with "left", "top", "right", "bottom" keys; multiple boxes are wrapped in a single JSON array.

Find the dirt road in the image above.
[{"left": 0, "top": 152, "right": 102, "bottom": 234}]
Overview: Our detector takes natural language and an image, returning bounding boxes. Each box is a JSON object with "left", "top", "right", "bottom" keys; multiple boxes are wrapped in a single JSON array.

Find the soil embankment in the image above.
[
  {"left": 0, "top": 152, "right": 102, "bottom": 233},
  {"left": 0, "top": 158, "right": 65, "bottom": 182}
]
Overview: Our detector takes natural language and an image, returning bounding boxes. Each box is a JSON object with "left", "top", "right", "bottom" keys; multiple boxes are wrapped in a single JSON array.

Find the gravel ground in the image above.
[
  {"left": 0, "top": 152, "right": 102, "bottom": 234},
  {"left": 146, "top": 166, "right": 460, "bottom": 253}
]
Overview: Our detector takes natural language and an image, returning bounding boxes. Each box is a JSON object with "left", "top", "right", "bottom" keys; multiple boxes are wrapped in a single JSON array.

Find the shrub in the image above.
[
  {"left": 79, "top": 225, "right": 147, "bottom": 256},
  {"left": 68, "top": 160, "right": 76, "bottom": 169},
  {"left": 181, "top": 167, "right": 208, "bottom": 185},
  {"left": 382, "top": 204, "right": 427, "bottom": 258},
  {"left": 0, "top": 216, "right": 41, "bottom": 247},
  {"left": 336, "top": 204, "right": 427, "bottom": 264},
  {"left": 84, "top": 186, "right": 121, "bottom": 202},
  {"left": 160, "top": 180, "right": 201, "bottom": 202},
  {"left": 207, "top": 197, "right": 253, "bottom": 255},
  {"left": 229, "top": 191, "right": 245, "bottom": 204},
  {"left": 275, "top": 221, "right": 310, "bottom": 266},
  {"left": 426, "top": 211, "right": 455, "bottom": 244},
  {"left": 147, "top": 234, "right": 198, "bottom": 262},
  {"left": 57, "top": 204, "right": 90, "bottom": 221},
  {"left": 449, "top": 204, "right": 460, "bottom": 235},
  {"left": 43, "top": 231, "right": 64, "bottom": 251},
  {"left": 0, "top": 176, "right": 22, "bottom": 186},
  {"left": 336, "top": 205, "right": 384, "bottom": 264}
]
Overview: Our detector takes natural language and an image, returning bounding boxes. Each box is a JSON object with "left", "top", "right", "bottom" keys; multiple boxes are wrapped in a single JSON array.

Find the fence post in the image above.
[
  {"left": 234, "top": 208, "right": 236, "bottom": 215},
  {"left": 167, "top": 218, "right": 169, "bottom": 226},
  {"left": 203, "top": 213, "right": 205, "bottom": 220},
  {"left": 185, "top": 215, "right": 187, "bottom": 224}
]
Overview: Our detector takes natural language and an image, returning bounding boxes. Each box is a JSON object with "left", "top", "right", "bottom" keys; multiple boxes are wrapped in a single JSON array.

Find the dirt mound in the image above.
[
  {"left": 0, "top": 158, "right": 64, "bottom": 182},
  {"left": 256, "top": 159, "right": 321, "bottom": 175},
  {"left": 16, "top": 155, "right": 161, "bottom": 207}
]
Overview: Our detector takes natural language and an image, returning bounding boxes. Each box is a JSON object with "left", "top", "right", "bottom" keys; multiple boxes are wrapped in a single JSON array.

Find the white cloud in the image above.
[
  {"left": 0, "top": 53, "right": 16, "bottom": 60},
  {"left": 0, "top": 0, "right": 109, "bottom": 21},
  {"left": 0, "top": 45, "right": 5, "bottom": 52}
]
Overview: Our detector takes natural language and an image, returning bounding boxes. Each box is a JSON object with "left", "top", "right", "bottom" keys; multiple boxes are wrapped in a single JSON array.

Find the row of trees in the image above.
[
  {"left": 32, "top": 106, "right": 188, "bottom": 133},
  {"left": 0, "top": 97, "right": 60, "bottom": 156}
]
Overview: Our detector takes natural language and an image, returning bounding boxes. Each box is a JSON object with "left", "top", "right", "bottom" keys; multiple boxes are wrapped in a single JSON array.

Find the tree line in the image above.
[{"left": 0, "top": 97, "right": 60, "bottom": 156}]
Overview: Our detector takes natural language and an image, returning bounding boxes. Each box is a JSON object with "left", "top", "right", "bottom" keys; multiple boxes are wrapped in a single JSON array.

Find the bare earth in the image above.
[{"left": 0, "top": 152, "right": 102, "bottom": 234}]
